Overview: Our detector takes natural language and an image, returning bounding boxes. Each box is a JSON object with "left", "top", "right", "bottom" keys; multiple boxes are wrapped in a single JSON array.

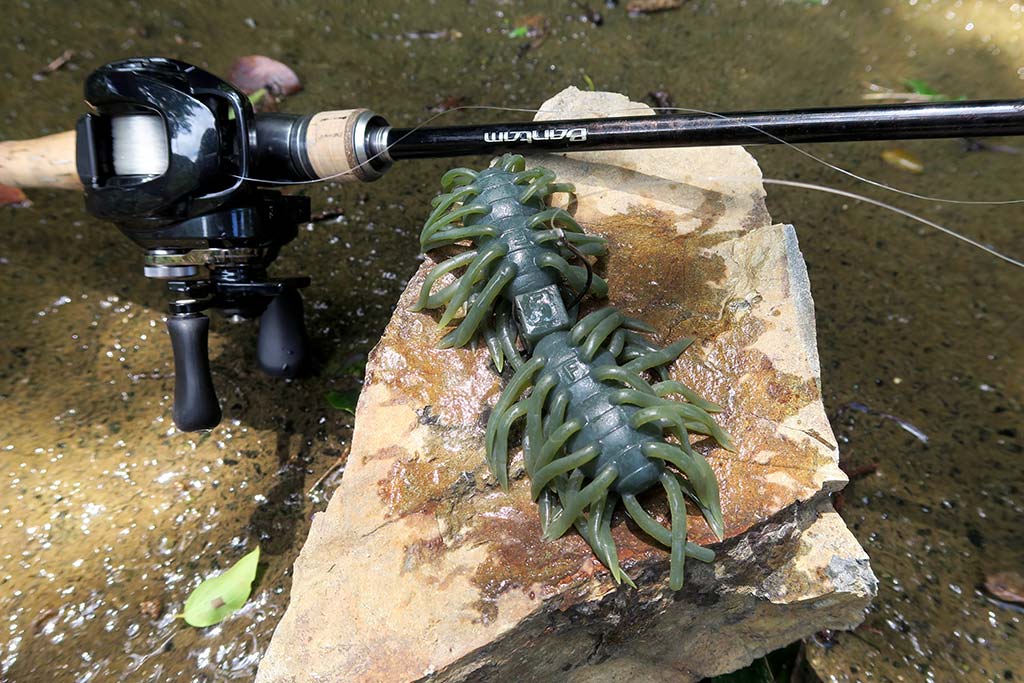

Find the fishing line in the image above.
[
  {"left": 643, "top": 104, "right": 1024, "bottom": 206},
  {"left": 761, "top": 178, "right": 1024, "bottom": 268},
  {"left": 555, "top": 174, "right": 1022, "bottom": 267}
]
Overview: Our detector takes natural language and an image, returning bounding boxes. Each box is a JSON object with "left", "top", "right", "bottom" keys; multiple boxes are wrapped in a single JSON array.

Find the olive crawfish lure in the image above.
[{"left": 413, "top": 154, "right": 734, "bottom": 590}]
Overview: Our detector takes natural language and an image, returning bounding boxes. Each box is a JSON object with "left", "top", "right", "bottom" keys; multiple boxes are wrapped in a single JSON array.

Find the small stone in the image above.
[
  {"left": 985, "top": 571, "right": 1024, "bottom": 605},
  {"left": 139, "top": 598, "right": 162, "bottom": 620}
]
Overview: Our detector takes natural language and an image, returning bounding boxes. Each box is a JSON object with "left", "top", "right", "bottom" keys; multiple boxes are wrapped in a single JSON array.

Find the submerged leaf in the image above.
[
  {"left": 627, "top": 0, "right": 684, "bottom": 15},
  {"left": 904, "top": 78, "right": 965, "bottom": 102},
  {"left": 326, "top": 389, "right": 360, "bottom": 414},
  {"left": 881, "top": 148, "right": 924, "bottom": 174},
  {"left": 904, "top": 78, "right": 939, "bottom": 97},
  {"left": 0, "top": 184, "right": 30, "bottom": 207},
  {"left": 341, "top": 359, "right": 367, "bottom": 378},
  {"left": 182, "top": 547, "right": 260, "bottom": 627}
]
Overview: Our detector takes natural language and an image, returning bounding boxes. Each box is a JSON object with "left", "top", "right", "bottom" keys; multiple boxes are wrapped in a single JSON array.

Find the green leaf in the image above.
[
  {"left": 582, "top": 74, "right": 596, "bottom": 91},
  {"left": 248, "top": 87, "right": 269, "bottom": 105},
  {"left": 341, "top": 359, "right": 367, "bottom": 378},
  {"left": 182, "top": 547, "right": 260, "bottom": 627},
  {"left": 326, "top": 389, "right": 360, "bottom": 414},
  {"left": 904, "top": 78, "right": 939, "bottom": 97},
  {"left": 508, "top": 25, "right": 528, "bottom": 38}
]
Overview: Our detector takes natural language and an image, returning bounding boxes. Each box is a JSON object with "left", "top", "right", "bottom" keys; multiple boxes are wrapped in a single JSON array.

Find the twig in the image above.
[
  {"left": 32, "top": 49, "right": 74, "bottom": 81},
  {"left": 307, "top": 443, "right": 351, "bottom": 495}
]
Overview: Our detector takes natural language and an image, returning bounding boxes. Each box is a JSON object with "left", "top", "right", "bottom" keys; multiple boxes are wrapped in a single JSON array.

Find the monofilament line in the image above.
[{"left": 763, "top": 178, "right": 1024, "bottom": 268}]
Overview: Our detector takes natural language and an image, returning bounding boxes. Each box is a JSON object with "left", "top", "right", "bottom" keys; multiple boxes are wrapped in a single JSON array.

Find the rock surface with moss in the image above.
[{"left": 255, "top": 88, "right": 876, "bottom": 683}]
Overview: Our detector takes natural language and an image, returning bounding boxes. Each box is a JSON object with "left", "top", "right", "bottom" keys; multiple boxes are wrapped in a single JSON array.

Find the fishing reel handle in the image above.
[
  {"left": 166, "top": 314, "right": 222, "bottom": 431},
  {"left": 257, "top": 287, "right": 311, "bottom": 377},
  {"left": 166, "top": 285, "right": 311, "bottom": 431}
]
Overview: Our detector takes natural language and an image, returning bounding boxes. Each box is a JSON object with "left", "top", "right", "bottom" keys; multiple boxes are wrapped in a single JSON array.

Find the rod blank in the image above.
[{"left": 383, "top": 99, "right": 1024, "bottom": 160}]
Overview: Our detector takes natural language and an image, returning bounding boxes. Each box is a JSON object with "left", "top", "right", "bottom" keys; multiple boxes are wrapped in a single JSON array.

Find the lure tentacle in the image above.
[{"left": 411, "top": 250, "right": 478, "bottom": 312}]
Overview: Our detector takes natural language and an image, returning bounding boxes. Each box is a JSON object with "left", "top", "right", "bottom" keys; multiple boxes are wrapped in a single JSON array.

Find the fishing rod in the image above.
[{"left": 1, "top": 57, "right": 1021, "bottom": 432}]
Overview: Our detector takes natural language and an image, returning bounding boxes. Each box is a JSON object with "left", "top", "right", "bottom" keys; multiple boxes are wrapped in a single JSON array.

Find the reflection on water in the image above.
[{"left": 1, "top": 1, "right": 1021, "bottom": 681}]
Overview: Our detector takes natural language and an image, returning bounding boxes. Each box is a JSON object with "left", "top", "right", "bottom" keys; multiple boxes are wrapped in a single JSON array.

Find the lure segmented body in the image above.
[
  {"left": 415, "top": 154, "right": 733, "bottom": 589},
  {"left": 414, "top": 155, "right": 608, "bottom": 362}
]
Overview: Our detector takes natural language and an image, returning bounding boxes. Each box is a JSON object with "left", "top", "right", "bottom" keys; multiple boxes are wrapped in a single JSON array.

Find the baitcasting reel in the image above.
[{"left": 74, "top": 58, "right": 389, "bottom": 431}]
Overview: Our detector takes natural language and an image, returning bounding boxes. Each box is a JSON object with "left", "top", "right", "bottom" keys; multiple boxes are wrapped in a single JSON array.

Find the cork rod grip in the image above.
[
  {"left": 0, "top": 130, "right": 81, "bottom": 190},
  {"left": 303, "top": 109, "right": 376, "bottom": 183}
]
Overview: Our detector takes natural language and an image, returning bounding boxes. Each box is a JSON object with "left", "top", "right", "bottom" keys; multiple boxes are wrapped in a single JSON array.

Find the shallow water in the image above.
[{"left": 1, "top": 1, "right": 1021, "bottom": 681}]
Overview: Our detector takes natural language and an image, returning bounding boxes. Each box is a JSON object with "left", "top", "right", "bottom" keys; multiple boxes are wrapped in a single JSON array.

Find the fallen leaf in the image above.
[
  {"left": 903, "top": 78, "right": 966, "bottom": 102},
  {"left": 341, "top": 359, "right": 367, "bottom": 378},
  {"left": 905, "top": 78, "right": 940, "bottom": 98},
  {"left": 402, "top": 29, "right": 463, "bottom": 41},
  {"left": 985, "top": 572, "right": 1024, "bottom": 605},
  {"left": 427, "top": 95, "right": 468, "bottom": 114},
  {"left": 182, "top": 547, "right": 260, "bottom": 627},
  {"left": 0, "top": 184, "right": 31, "bottom": 208},
  {"left": 881, "top": 148, "right": 924, "bottom": 174},
  {"left": 326, "top": 389, "right": 360, "bottom": 414},
  {"left": 509, "top": 14, "right": 549, "bottom": 53},
  {"left": 227, "top": 56, "right": 302, "bottom": 97},
  {"left": 840, "top": 461, "right": 879, "bottom": 480},
  {"left": 627, "top": 0, "right": 684, "bottom": 15}
]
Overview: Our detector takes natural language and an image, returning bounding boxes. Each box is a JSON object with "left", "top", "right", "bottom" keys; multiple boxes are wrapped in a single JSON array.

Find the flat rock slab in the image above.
[{"left": 257, "top": 89, "right": 876, "bottom": 683}]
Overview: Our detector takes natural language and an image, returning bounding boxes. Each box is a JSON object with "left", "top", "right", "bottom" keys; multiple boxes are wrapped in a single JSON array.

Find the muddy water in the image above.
[{"left": 0, "top": 1, "right": 1021, "bottom": 681}]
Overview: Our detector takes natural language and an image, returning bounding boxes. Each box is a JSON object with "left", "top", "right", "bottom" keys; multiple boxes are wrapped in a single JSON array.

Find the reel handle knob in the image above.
[
  {"left": 257, "top": 288, "right": 310, "bottom": 378},
  {"left": 167, "top": 313, "right": 222, "bottom": 431}
]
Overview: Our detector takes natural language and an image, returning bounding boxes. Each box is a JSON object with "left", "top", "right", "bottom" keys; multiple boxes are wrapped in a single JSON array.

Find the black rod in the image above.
[{"left": 383, "top": 99, "right": 1024, "bottom": 160}]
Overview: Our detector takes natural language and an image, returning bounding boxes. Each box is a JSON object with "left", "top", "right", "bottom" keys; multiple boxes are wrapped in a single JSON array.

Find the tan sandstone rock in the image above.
[{"left": 256, "top": 88, "right": 876, "bottom": 683}]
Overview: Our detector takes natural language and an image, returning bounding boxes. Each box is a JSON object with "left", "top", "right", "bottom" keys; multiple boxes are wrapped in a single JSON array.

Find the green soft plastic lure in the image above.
[{"left": 414, "top": 154, "right": 734, "bottom": 590}]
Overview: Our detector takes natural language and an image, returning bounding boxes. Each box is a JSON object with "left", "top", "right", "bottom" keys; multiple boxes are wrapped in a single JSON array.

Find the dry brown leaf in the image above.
[
  {"left": 628, "top": 0, "right": 684, "bottom": 15},
  {"left": 0, "top": 184, "right": 31, "bottom": 208}
]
